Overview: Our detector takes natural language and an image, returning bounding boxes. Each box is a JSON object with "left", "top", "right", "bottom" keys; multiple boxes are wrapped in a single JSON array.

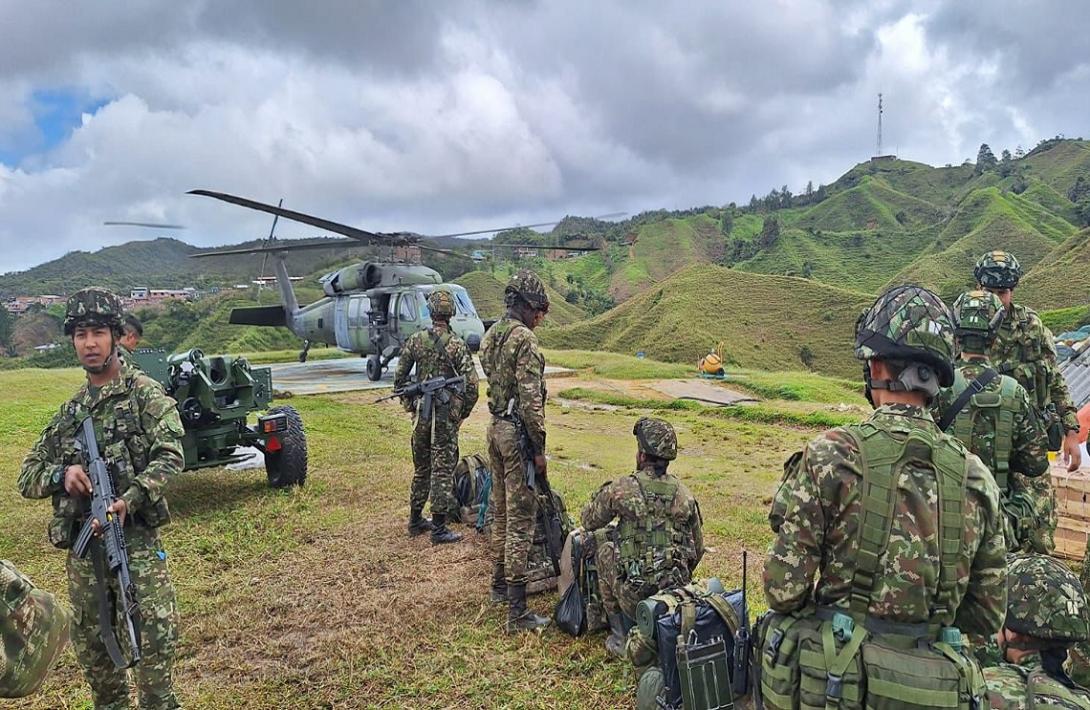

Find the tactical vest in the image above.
[
  {"left": 482, "top": 318, "right": 544, "bottom": 417},
  {"left": 948, "top": 369, "right": 1019, "bottom": 491},
  {"left": 991, "top": 663, "right": 1090, "bottom": 709},
  {"left": 617, "top": 471, "right": 682, "bottom": 588},
  {"left": 757, "top": 421, "right": 987, "bottom": 710}
]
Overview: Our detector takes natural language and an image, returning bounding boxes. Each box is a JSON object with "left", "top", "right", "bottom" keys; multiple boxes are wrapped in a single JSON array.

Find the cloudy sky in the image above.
[{"left": 1, "top": 0, "right": 1087, "bottom": 272}]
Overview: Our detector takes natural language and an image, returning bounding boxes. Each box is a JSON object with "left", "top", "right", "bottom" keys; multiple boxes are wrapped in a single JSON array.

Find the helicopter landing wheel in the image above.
[{"left": 366, "top": 355, "right": 382, "bottom": 381}]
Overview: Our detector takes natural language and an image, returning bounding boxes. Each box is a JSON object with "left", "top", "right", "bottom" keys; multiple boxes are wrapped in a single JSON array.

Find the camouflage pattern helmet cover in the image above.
[
  {"left": 0, "top": 560, "right": 72, "bottom": 698},
  {"left": 854, "top": 284, "right": 956, "bottom": 387},
  {"left": 633, "top": 416, "right": 678, "bottom": 461},
  {"left": 974, "top": 250, "right": 1023, "bottom": 289},
  {"left": 426, "top": 289, "right": 456, "bottom": 319},
  {"left": 953, "top": 290, "right": 1005, "bottom": 340},
  {"left": 504, "top": 269, "right": 550, "bottom": 312},
  {"left": 63, "top": 287, "right": 125, "bottom": 335},
  {"left": 1004, "top": 553, "right": 1090, "bottom": 643}
]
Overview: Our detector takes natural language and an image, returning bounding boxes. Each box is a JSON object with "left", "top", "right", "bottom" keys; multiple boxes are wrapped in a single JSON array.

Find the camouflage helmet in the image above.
[
  {"left": 953, "top": 290, "right": 1005, "bottom": 349},
  {"left": 974, "top": 250, "right": 1023, "bottom": 289},
  {"left": 854, "top": 284, "right": 956, "bottom": 389},
  {"left": 63, "top": 288, "right": 124, "bottom": 336},
  {"left": 633, "top": 417, "right": 678, "bottom": 461},
  {"left": 504, "top": 269, "right": 550, "bottom": 312},
  {"left": 1004, "top": 553, "right": 1090, "bottom": 643},
  {"left": 426, "top": 289, "right": 456, "bottom": 319},
  {"left": 0, "top": 560, "right": 71, "bottom": 698}
]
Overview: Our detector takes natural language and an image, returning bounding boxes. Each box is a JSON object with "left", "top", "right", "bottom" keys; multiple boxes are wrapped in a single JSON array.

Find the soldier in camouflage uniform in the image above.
[
  {"left": 1, "top": 560, "right": 71, "bottom": 698},
  {"left": 982, "top": 554, "right": 1090, "bottom": 708},
  {"left": 933, "top": 290, "right": 1049, "bottom": 552},
  {"left": 394, "top": 289, "right": 480, "bottom": 545},
  {"left": 581, "top": 417, "right": 703, "bottom": 657},
  {"left": 118, "top": 314, "right": 143, "bottom": 363},
  {"left": 764, "top": 285, "right": 1006, "bottom": 651},
  {"left": 18, "top": 288, "right": 185, "bottom": 710},
  {"left": 976, "top": 251, "right": 1082, "bottom": 555},
  {"left": 480, "top": 270, "right": 551, "bottom": 633}
]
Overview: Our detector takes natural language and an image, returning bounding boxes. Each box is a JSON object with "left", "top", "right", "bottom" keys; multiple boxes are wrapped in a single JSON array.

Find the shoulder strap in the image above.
[
  {"left": 429, "top": 329, "right": 458, "bottom": 374},
  {"left": 930, "top": 434, "right": 968, "bottom": 621},
  {"left": 939, "top": 368, "right": 998, "bottom": 431},
  {"left": 992, "top": 377, "right": 1018, "bottom": 481},
  {"left": 845, "top": 425, "right": 897, "bottom": 619}
]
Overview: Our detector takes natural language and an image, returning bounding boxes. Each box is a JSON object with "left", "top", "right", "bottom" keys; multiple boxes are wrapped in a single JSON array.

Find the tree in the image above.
[
  {"left": 1075, "top": 198, "right": 1090, "bottom": 228},
  {"left": 1014, "top": 145, "right": 1025, "bottom": 159},
  {"left": 0, "top": 308, "right": 13, "bottom": 356},
  {"left": 758, "top": 217, "right": 781, "bottom": 249},
  {"left": 720, "top": 211, "right": 734, "bottom": 237},
  {"left": 805, "top": 180, "right": 814, "bottom": 197},
  {"left": 780, "top": 185, "right": 792, "bottom": 208},
  {"left": 975, "top": 143, "right": 998, "bottom": 174},
  {"left": 998, "top": 149, "right": 1013, "bottom": 177}
]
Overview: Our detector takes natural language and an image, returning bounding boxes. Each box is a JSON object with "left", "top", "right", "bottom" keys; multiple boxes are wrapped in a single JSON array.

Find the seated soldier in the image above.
[
  {"left": 581, "top": 417, "right": 704, "bottom": 656},
  {"left": 983, "top": 553, "right": 1090, "bottom": 708},
  {"left": 1, "top": 560, "right": 71, "bottom": 698}
]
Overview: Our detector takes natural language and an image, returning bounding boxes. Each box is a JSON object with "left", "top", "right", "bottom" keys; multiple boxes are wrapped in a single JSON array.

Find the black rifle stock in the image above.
[
  {"left": 375, "top": 375, "right": 465, "bottom": 423},
  {"left": 72, "top": 417, "right": 142, "bottom": 669},
  {"left": 733, "top": 549, "right": 751, "bottom": 696},
  {"left": 506, "top": 399, "right": 563, "bottom": 576}
]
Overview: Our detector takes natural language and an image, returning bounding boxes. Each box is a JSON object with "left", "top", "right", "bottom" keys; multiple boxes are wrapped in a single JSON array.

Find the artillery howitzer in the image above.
[{"left": 130, "top": 348, "right": 307, "bottom": 488}]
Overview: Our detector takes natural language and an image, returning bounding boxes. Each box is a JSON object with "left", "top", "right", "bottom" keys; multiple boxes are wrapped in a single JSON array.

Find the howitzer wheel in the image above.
[
  {"left": 366, "top": 355, "right": 382, "bottom": 381},
  {"left": 264, "top": 406, "right": 307, "bottom": 488}
]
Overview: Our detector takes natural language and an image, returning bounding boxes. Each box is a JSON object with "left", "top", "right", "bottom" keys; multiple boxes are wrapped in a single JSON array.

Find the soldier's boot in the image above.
[
  {"left": 407, "top": 508, "right": 434, "bottom": 537},
  {"left": 605, "top": 613, "right": 627, "bottom": 658},
  {"left": 505, "top": 583, "right": 550, "bottom": 634},
  {"left": 490, "top": 563, "right": 508, "bottom": 603},
  {"left": 430, "top": 514, "right": 464, "bottom": 545}
]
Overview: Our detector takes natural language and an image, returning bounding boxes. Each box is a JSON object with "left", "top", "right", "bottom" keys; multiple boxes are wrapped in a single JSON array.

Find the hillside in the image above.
[
  {"left": 539, "top": 264, "right": 872, "bottom": 379},
  {"left": 455, "top": 270, "right": 587, "bottom": 325},
  {"left": 1017, "top": 227, "right": 1090, "bottom": 311}
]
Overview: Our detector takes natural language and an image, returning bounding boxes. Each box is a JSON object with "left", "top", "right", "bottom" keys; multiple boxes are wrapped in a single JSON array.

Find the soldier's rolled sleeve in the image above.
[
  {"left": 953, "top": 455, "right": 1008, "bottom": 636},
  {"left": 1011, "top": 389, "right": 1049, "bottom": 478},
  {"left": 122, "top": 391, "right": 184, "bottom": 515},
  {"left": 513, "top": 338, "right": 546, "bottom": 452},
  {"left": 763, "top": 441, "right": 825, "bottom": 613},
  {"left": 581, "top": 483, "right": 616, "bottom": 531},
  {"left": 18, "top": 415, "right": 67, "bottom": 499}
]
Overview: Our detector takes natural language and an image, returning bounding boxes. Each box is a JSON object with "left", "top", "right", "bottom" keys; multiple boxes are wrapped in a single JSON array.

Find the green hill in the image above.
[
  {"left": 1017, "top": 228, "right": 1090, "bottom": 311},
  {"left": 609, "top": 214, "right": 726, "bottom": 300},
  {"left": 455, "top": 270, "right": 586, "bottom": 325},
  {"left": 540, "top": 264, "right": 872, "bottom": 379}
]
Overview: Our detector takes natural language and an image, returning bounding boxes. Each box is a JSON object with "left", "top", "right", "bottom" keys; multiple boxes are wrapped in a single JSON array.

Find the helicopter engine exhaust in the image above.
[{"left": 322, "top": 262, "right": 382, "bottom": 297}]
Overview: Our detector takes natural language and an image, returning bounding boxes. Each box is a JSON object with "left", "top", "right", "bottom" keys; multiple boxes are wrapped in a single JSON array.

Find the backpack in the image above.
[
  {"left": 631, "top": 578, "right": 750, "bottom": 710},
  {"left": 947, "top": 369, "right": 1020, "bottom": 491},
  {"left": 452, "top": 454, "right": 491, "bottom": 529},
  {"left": 616, "top": 471, "right": 686, "bottom": 595},
  {"left": 524, "top": 489, "right": 573, "bottom": 595},
  {"left": 755, "top": 422, "right": 988, "bottom": 710},
  {"left": 554, "top": 528, "right": 610, "bottom": 636}
]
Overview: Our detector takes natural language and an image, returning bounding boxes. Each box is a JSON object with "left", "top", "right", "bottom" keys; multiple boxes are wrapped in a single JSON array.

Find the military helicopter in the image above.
[{"left": 189, "top": 191, "right": 607, "bottom": 380}]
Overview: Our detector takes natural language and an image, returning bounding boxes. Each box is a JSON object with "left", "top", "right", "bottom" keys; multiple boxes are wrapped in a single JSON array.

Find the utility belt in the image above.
[{"left": 755, "top": 605, "right": 986, "bottom": 710}]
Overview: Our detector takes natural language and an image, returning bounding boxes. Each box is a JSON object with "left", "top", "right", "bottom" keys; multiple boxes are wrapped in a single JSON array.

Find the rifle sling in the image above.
[
  {"left": 938, "top": 368, "right": 998, "bottom": 432},
  {"left": 92, "top": 542, "right": 132, "bottom": 670}
]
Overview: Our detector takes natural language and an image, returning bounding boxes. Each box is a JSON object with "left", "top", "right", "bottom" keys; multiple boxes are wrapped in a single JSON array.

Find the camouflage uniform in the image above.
[
  {"left": 983, "top": 554, "right": 1090, "bottom": 708},
  {"left": 978, "top": 252, "right": 1081, "bottom": 555},
  {"left": 932, "top": 291, "right": 1049, "bottom": 552},
  {"left": 581, "top": 418, "right": 703, "bottom": 620},
  {"left": 1, "top": 560, "right": 71, "bottom": 698},
  {"left": 765, "top": 285, "right": 1007, "bottom": 632},
  {"left": 394, "top": 290, "right": 479, "bottom": 525},
  {"left": 18, "top": 289, "right": 185, "bottom": 710},
  {"left": 480, "top": 270, "right": 550, "bottom": 632}
]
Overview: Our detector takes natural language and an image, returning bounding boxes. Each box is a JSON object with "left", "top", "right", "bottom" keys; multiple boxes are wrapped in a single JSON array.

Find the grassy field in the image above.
[{"left": 0, "top": 354, "right": 855, "bottom": 708}]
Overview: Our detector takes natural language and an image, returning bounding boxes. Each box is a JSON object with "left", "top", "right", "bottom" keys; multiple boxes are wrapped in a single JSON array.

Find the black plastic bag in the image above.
[{"left": 554, "top": 536, "right": 586, "bottom": 636}]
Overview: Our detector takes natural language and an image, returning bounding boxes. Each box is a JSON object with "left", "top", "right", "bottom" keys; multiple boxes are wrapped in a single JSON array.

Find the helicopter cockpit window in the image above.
[
  {"left": 398, "top": 295, "right": 417, "bottom": 322},
  {"left": 454, "top": 291, "right": 477, "bottom": 318}
]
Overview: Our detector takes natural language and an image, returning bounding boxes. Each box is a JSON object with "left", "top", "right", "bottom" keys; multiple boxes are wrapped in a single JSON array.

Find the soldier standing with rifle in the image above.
[
  {"left": 480, "top": 270, "right": 552, "bottom": 633},
  {"left": 394, "top": 289, "right": 479, "bottom": 545},
  {"left": 18, "top": 288, "right": 185, "bottom": 709}
]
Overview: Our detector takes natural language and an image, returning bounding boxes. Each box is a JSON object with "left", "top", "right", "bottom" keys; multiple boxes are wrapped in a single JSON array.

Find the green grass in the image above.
[
  {"left": 1040, "top": 305, "right": 1090, "bottom": 334},
  {"left": 542, "top": 349, "right": 694, "bottom": 379},
  {"left": 1018, "top": 228, "right": 1090, "bottom": 311},
  {"left": 728, "top": 369, "right": 866, "bottom": 404},
  {"left": 455, "top": 269, "right": 587, "bottom": 325}
]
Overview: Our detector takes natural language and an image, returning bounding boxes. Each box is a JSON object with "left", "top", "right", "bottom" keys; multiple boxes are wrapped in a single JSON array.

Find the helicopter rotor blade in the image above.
[
  {"left": 425, "top": 211, "right": 626, "bottom": 239},
  {"left": 104, "top": 221, "right": 187, "bottom": 229},
  {"left": 188, "top": 190, "right": 392, "bottom": 246},
  {"left": 488, "top": 243, "right": 599, "bottom": 252},
  {"left": 416, "top": 243, "right": 476, "bottom": 260},
  {"left": 190, "top": 239, "right": 365, "bottom": 258}
]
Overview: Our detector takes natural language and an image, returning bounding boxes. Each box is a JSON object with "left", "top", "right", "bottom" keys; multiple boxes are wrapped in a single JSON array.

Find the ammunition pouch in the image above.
[
  {"left": 1000, "top": 490, "right": 1037, "bottom": 552},
  {"left": 756, "top": 609, "right": 985, "bottom": 710},
  {"left": 134, "top": 494, "right": 172, "bottom": 529},
  {"left": 48, "top": 494, "right": 81, "bottom": 549},
  {"left": 1045, "top": 405, "right": 1064, "bottom": 451}
]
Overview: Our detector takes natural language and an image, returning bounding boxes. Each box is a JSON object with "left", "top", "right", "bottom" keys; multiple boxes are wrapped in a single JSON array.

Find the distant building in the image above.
[
  {"left": 4, "top": 295, "right": 65, "bottom": 315},
  {"left": 870, "top": 154, "right": 897, "bottom": 162}
]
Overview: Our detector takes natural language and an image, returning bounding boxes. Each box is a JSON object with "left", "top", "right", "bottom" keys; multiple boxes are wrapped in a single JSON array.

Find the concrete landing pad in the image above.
[
  {"left": 649, "top": 379, "right": 757, "bottom": 406},
  {"left": 267, "top": 357, "right": 572, "bottom": 396}
]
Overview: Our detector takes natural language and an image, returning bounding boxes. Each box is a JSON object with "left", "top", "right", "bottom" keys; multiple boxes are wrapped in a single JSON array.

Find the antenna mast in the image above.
[{"left": 876, "top": 93, "right": 883, "bottom": 156}]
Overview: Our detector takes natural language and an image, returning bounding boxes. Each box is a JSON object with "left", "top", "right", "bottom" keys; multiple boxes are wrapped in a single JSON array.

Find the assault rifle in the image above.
[
  {"left": 506, "top": 398, "right": 564, "bottom": 576},
  {"left": 375, "top": 375, "right": 465, "bottom": 423},
  {"left": 72, "top": 417, "right": 142, "bottom": 669},
  {"left": 733, "top": 549, "right": 751, "bottom": 696}
]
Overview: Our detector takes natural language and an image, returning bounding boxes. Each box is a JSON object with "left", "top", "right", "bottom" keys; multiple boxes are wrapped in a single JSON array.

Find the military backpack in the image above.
[{"left": 616, "top": 471, "right": 686, "bottom": 599}]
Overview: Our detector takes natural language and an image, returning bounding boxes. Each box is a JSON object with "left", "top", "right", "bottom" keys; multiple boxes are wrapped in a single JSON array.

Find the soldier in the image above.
[
  {"left": 933, "top": 290, "right": 1049, "bottom": 552},
  {"left": 394, "top": 289, "right": 480, "bottom": 545},
  {"left": 975, "top": 251, "right": 1082, "bottom": 554},
  {"left": 480, "top": 269, "right": 551, "bottom": 633},
  {"left": 581, "top": 417, "right": 703, "bottom": 657},
  {"left": 18, "top": 288, "right": 184, "bottom": 710},
  {"left": 1, "top": 560, "right": 71, "bottom": 698},
  {"left": 119, "top": 314, "right": 143, "bottom": 359},
  {"left": 761, "top": 285, "right": 1006, "bottom": 706},
  {"left": 983, "top": 554, "right": 1090, "bottom": 708}
]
